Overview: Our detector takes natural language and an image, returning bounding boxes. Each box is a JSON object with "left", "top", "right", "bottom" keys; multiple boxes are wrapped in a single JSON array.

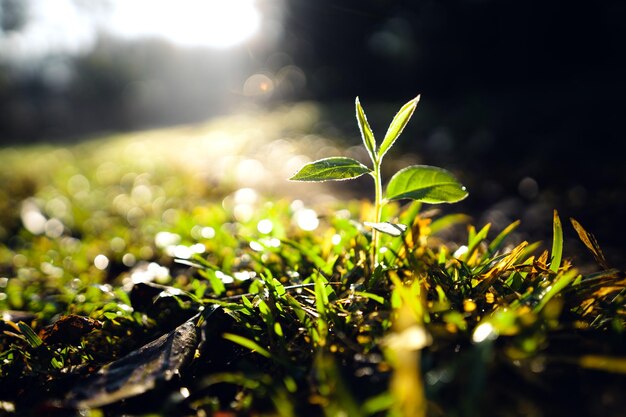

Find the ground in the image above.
[{"left": 0, "top": 104, "right": 624, "bottom": 416}]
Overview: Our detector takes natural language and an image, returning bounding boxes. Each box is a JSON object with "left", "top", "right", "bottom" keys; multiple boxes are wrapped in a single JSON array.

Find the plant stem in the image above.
[{"left": 372, "top": 161, "right": 384, "bottom": 268}]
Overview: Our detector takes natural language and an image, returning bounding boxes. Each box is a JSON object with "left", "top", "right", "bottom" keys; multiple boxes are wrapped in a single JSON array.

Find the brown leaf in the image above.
[
  {"left": 570, "top": 218, "right": 609, "bottom": 270},
  {"left": 67, "top": 315, "right": 201, "bottom": 409},
  {"left": 38, "top": 315, "right": 102, "bottom": 345}
]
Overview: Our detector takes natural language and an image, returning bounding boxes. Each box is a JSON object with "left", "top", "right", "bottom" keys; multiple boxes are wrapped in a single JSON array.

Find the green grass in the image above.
[{"left": 0, "top": 107, "right": 624, "bottom": 417}]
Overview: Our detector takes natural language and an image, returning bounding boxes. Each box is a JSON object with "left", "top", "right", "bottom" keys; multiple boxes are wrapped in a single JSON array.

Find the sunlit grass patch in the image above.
[{"left": 0, "top": 107, "right": 624, "bottom": 416}]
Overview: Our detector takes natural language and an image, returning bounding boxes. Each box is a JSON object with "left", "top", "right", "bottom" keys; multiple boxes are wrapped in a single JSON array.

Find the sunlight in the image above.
[
  {"left": 1, "top": 0, "right": 266, "bottom": 59},
  {"left": 112, "top": 0, "right": 261, "bottom": 49}
]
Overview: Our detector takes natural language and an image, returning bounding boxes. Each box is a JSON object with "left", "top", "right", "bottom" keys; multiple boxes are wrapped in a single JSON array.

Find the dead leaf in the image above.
[
  {"left": 38, "top": 315, "right": 102, "bottom": 345},
  {"left": 67, "top": 314, "right": 200, "bottom": 409},
  {"left": 570, "top": 218, "right": 609, "bottom": 270}
]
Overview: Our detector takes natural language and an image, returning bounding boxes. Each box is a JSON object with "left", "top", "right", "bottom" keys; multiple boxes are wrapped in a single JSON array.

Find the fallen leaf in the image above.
[
  {"left": 38, "top": 315, "right": 102, "bottom": 345},
  {"left": 67, "top": 314, "right": 201, "bottom": 409}
]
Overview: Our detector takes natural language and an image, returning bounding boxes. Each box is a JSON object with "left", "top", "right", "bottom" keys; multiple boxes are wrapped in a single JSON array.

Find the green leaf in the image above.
[
  {"left": 364, "top": 221, "right": 408, "bottom": 237},
  {"left": 289, "top": 157, "right": 371, "bottom": 182},
  {"left": 378, "top": 95, "right": 420, "bottom": 161},
  {"left": 385, "top": 165, "right": 468, "bottom": 203},
  {"left": 355, "top": 97, "right": 377, "bottom": 163}
]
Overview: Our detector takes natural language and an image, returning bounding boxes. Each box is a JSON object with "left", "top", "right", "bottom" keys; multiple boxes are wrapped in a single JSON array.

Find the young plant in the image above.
[{"left": 289, "top": 96, "right": 468, "bottom": 266}]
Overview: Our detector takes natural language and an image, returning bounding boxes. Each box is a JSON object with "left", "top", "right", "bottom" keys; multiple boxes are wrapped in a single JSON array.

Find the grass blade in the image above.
[
  {"left": 533, "top": 269, "right": 579, "bottom": 313},
  {"left": 463, "top": 223, "right": 491, "bottom": 263},
  {"left": 550, "top": 210, "right": 563, "bottom": 273},
  {"left": 223, "top": 333, "right": 271, "bottom": 359},
  {"left": 484, "top": 220, "right": 520, "bottom": 260},
  {"left": 353, "top": 291, "right": 385, "bottom": 305},
  {"left": 17, "top": 322, "right": 43, "bottom": 348},
  {"left": 282, "top": 239, "right": 336, "bottom": 276},
  {"left": 578, "top": 355, "right": 626, "bottom": 374},
  {"left": 429, "top": 213, "right": 472, "bottom": 235}
]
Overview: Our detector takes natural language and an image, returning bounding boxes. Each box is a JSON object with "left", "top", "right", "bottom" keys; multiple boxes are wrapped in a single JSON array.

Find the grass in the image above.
[{"left": 0, "top": 105, "right": 624, "bottom": 417}]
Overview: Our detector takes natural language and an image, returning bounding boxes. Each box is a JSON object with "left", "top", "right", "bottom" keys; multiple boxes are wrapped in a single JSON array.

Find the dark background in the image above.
[
  {"left": 279, "top": 0, "right": 626, "bottom": 267},
  {"left": 1, "top": 0, "right": 624, "bottom": 266}
]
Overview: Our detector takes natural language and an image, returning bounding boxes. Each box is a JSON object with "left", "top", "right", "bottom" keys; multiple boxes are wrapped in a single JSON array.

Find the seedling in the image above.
[{"left": 290, "top": 96, "right": 468, "bottom": 266}]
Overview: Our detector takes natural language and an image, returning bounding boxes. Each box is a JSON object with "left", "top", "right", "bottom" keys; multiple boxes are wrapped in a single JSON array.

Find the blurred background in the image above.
[{"left": 1, "top": 0, "right": 624, "bottom": 266}]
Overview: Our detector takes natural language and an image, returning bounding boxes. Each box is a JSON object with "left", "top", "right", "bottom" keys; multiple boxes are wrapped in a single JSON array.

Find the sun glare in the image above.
[
  {"left": 0, "top": 0, "right": 264, "bottom": 60},
  {"left": 112, "top": 0, "right": 261, "bottom": 49}
]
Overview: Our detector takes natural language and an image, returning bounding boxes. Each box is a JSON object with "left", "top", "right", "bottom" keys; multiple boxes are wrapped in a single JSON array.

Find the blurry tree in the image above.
[
  {"left": 1, "top": 0, "right": 625, "bottom": 153},
  {"left": 0, "top": 35, "right": 254, "bottom": 143},
  {"left": 0, "top": 0, "right": 26, "bottom": 33}
]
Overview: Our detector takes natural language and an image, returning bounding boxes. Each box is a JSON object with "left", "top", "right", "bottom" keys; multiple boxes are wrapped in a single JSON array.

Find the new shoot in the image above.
[{"left": 290, "top": 96, "right": 468, "bottom": 268}]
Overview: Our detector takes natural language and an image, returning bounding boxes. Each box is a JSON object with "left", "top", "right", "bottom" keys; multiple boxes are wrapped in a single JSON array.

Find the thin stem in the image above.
[{"left": 372, "top": 160, "right": 384, "bottom": 268}]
